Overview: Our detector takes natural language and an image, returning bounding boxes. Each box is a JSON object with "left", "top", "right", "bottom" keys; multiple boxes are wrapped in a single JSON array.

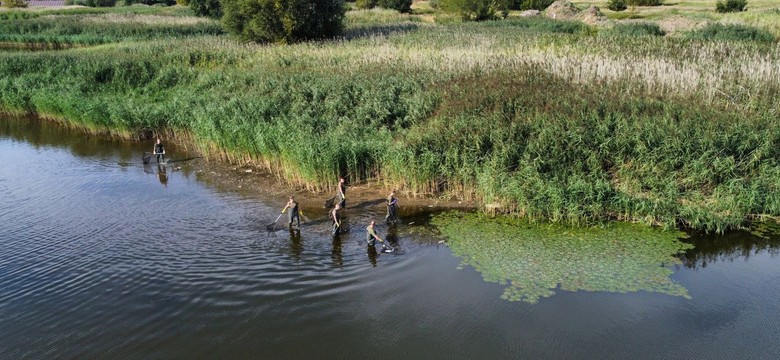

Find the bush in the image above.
[
  {"left": 607, "top": 0, "right": 626, "bottom": 12},
  {"left": 75, "top": 0, "right": 117, "bottom": 6},
  {"left": 716, "top": 0, "right": 747, "bottom": 13},
  {"left": 222, "top": 0, "right": 346, "bottom": 43},
  {"left": 378, "top": 0, "right": 412, "bottom": 13},
  {"left": 510, "top": 0, "right": 552, "bottom": 11},
  {"left": 2, "top": 0, "right": 28, "bottom": 7},
  {"left": 627, "top": 0, "right": 661, "bottom": 5},
  {"left": 440, "top": 0, "right": 509, "bottom": 21},
  {"left": 606, "top": 22, "right": 665, "bottom": 37},
  {"left": 176, "top": 0, "right": 189, "bottom": 4},
  {"left": 687, "top": 23, "right": 774, "bottom": 43},
  {"left": 355, "top": 0, "right": 376, "bottom": 9},
  {"left": 189, "top": 0, "right": 222, "bottom": 18},
  {"left": 124, "top": 0, "right": 177, "bottom": 5}
]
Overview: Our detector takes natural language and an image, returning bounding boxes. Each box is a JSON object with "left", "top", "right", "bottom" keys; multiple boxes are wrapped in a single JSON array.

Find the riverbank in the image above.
[
  {"left": 1, "top": 5, "right": 779, "bottom": 231},
  {"left": 193, "top": 153, "right": 479, "bottom": 217}
]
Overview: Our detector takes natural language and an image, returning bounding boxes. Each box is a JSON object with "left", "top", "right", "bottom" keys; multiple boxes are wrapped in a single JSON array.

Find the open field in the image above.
[{"left": 0, "top": 4, "right": 779, "bottom": 230}]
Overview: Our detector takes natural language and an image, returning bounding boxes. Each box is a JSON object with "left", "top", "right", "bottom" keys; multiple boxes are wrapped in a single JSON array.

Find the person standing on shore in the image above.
[
  {"left": 337, "top": 177, "right": 346, "bottom": 208},
  {"left": 386, "top": 190, "right": 398, "bottom": 224},
  {"left": 153, "top": 138, "right": 166, "bottom": 164},
  {"left": 281, "top": 196, "right": 300, "bottom": 228},
  {"left": 331, "top": 204, "right": 342, "bottom": 235}
]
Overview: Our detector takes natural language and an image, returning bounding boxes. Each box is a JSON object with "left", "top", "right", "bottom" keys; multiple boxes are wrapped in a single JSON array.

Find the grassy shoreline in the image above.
[{"left": 1, "top": 5, "right": 779, "bottom": 231}]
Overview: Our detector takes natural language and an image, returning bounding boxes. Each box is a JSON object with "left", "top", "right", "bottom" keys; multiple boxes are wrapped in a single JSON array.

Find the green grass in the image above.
[
  {"left": 0, "top": 12, "right": 223, "bottom": 46},
  {"left": 1, "top": 6, "right": 779, "bottom": 231}
]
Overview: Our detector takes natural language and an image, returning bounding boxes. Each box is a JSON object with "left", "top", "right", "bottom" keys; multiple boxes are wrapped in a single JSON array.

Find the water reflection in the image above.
[
  {"left": 331, "top": 236, "right": 343, "bottom": 268},
  {"left": 367, "top": 245, "right": 379, "bottom": 267},
  {"left": 680, "top": 229, "right": 780, "bottom": 270},
  {"left": 157, "top": 164, "right": 168, "bottom": 186},
  {"left": 289, "top": 228, "right": 302, "bottom": 261}
]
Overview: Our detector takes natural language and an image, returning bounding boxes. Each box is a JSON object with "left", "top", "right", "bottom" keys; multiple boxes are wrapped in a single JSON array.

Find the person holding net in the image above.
[{"left": 366, "top": 220, "right": 392, "bottom": 252}]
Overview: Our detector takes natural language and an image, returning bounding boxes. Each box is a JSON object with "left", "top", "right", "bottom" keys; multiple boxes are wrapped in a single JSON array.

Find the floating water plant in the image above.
[{"left": 432, "top": 212, "right": 693, "bottom": 303}]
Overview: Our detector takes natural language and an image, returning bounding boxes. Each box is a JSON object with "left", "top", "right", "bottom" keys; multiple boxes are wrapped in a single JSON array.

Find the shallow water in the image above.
[{"left": 1, "top": 116, "right": 779, "bottom": 359}]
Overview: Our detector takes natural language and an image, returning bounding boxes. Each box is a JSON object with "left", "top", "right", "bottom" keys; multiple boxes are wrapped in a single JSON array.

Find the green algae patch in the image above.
[{"left": 432, "top": 212, "right": 693, "bottom": 303}]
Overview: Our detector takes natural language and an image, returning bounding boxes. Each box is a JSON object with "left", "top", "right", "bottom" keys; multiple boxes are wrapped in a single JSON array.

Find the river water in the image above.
[{"left": 1, "top": 116, "right": 779, "bottom": 359}]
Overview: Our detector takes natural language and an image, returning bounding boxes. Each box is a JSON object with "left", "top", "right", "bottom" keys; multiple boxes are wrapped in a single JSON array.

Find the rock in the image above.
[
  {"left": 545, "top": 0, "right": 580, "bottom": 20},
  {"left": 577, "top": 5, "right": 606, "bottom": 25},
  {"left": 520, "top": 10, "right": 540, "bottom": 17}
]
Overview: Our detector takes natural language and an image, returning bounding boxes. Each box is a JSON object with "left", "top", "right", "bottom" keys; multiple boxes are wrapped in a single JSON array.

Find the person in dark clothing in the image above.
[
  {"left": 337, "top": 177, "right": 346, "bottom": 208},
  {"left": 281, "top": 196, "right": 300, "bottom": 228},
  {"left": 153, "top": 138, "right": 166, "bottom": 164},
  {"left": 331, "top": 204, "right": 342, "bottom": 235},
  {"left": 385, "top": 190, "right": 398, "bottom": 224}
]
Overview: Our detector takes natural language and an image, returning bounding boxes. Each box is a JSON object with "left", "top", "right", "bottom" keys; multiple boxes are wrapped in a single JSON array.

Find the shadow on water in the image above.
[{"left": 679, "top": 228, "right": 780, "bottom": 270}]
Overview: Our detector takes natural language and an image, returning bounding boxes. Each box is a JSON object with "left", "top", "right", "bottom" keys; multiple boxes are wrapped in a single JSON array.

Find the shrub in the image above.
[
  {"left": 125, "top": 0, "right": 177, "bottom": 5},
  {"left": 77, "top": 0, "right": 117, "bottom": 6},
  {"left": 607, "top": 0, "right": 626, "bottom": 12},
  {"left": 189, "top": 0, "right": 222, "bottom": 18},
  {"left": 606, "top": 22, "right": 665, "bottom": 37},
  {"left": 687, "top": 23, "right": 774, "bottom": 43},
  {"left": 510, "top": 0, "right": 552, "bottom": 11},
  {"left": 176, "top": 0, "right": 189, "bottom": 4},
  {"left": 440, "top": 0, "right": 509, "bottom": 21},
  {"left": 0, "top": 10, "right": 36, "bottom": 17},
  {"left": 222, "top": 0, "right": 346, "bottom": 43},
  {"left": 627, "top": 0, "right": 661, "bottom": 5},
  {"left": 2, "top": 0, "right": 28, "bottom": 8},
  {"left": 716, "top": 0, "right": 747, "bottom": 13},
  {"left": 378, "top": 0, "right": 412, "bottom": 13},
  {"left": 355, "top": 0, "right": 376, "bottom": 9}
]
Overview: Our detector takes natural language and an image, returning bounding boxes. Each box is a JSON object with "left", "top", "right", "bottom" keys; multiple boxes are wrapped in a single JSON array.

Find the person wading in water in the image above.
[
  {"left": 366, "top": 220, "right": 391, "bottom": 252},
  {"left": 337, "top": 177, "right": 346, "bottom": 208},
  {"left": 331, "top": 204, "right": 342, "bottom": 235},
  {"left": 386, "top": 190, "right": 398, "bottom": 224},
  {"left": 153, "top": 138, "right": 166, "bottom": 164},
  {"left": 281, "top": 196, "right": 300, "bottom": 229}
]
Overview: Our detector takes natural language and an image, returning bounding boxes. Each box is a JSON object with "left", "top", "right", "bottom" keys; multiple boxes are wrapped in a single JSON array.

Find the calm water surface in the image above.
[{"left": 1, "top": 117, "right": 779, "bottom": 359}]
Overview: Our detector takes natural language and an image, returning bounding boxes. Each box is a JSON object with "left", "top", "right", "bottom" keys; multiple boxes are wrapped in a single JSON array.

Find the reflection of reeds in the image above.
[{"left": 1, "top": 11, "right": 779, "bottom": 230}]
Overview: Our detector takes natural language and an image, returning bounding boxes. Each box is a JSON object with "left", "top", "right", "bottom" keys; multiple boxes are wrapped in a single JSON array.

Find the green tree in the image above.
[
  {"left": 441, "top": 0, "right": 509, "bottom": 21},
  {"left": 190, "top": 0, "right": 223, "bottom": 18},
  {"left": 222, "top": 0, "right": 346, "bottom": 43}
]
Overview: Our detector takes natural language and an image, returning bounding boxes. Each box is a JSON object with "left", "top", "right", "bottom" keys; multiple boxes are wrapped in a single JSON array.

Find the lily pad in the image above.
[{"left": 432, "top": 212, "right": 693, "bottom": 303}]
